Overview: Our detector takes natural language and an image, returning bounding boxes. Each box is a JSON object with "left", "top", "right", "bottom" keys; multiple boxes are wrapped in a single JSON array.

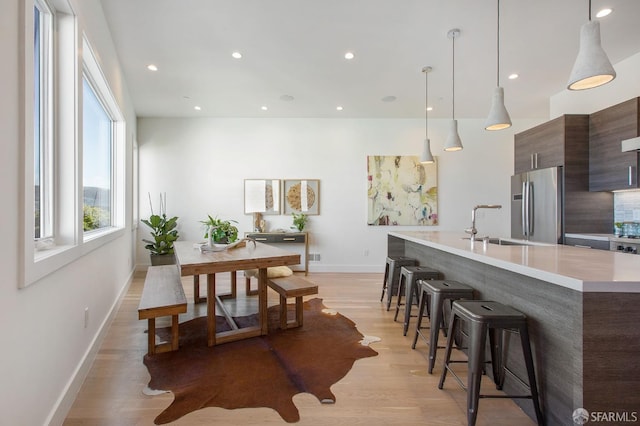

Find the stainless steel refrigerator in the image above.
[{"left": 511, "top": 166, "right": 563, "bottom": 244}]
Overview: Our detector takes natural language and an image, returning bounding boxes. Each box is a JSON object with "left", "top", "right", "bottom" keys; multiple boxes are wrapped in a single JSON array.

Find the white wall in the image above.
[
  {"left": 137, "top": 117, "right": 542, "bottom": 271},
  {"left": 0, "top": 1, "right": 136, "bottom": 424},
  {"left": 550, "top": 52, "right": 640, "bottom": 117}
]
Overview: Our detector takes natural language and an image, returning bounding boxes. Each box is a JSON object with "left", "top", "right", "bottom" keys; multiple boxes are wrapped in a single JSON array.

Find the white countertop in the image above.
[{"left": 390, "top": 231, "right": 640, "bottom": 293}]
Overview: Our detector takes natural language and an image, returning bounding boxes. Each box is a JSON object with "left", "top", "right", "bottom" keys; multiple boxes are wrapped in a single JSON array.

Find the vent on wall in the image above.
[{"left": 309, "top": 253, "right": 321, "bottom": 262}]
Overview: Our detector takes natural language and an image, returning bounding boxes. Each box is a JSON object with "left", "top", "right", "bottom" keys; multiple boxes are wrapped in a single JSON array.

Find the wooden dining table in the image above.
[{"left": 173, "top": 240, "right": 301, "bottom": 346}]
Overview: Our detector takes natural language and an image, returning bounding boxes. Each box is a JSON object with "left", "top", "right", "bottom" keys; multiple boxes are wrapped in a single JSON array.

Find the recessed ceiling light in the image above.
[
  {"left": 336, "top": 106, "right": 344, "bottom": 111},
  {"left": 261, "top": 106, "right": 268, "bottom": 111},
  {"left": 194, "top": 106, "right": 201, "bottom": 111},
  {"left": 508, "top": 73, "right": 519, "bottom": 80},
  {"left": 426, "top": 107, "right": 433, "bottom": 111},
  {"left": 280, "top": 95, "right": 295, "bottom": 102},
  {"left": 344, "top": 52, "right": 355, "bottom": 60},
  {"left": 381, "top": 95, "right": 396, "bottom": 102},
  {"left": 231, "top": 51, "right": 242, "bottom": 59},
  {"left": 596, "top": 8, "right": 612, "bottom": 18},
  {"left": 147, "top": 64, "right": 158, "bottom": 71}
]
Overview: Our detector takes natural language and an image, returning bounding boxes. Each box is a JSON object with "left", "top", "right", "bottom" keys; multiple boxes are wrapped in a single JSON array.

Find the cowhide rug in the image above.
[{"left": 144, "top": 298, "right": 378, "bottom": 424}]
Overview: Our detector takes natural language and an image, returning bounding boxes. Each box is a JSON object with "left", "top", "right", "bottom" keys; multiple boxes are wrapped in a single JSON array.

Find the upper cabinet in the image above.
[
  {"left": 514, "top": 115, "right": 589, "bottom": 174},
  {"left": 589, "top": 98, "right": 640, "bottom": 192}
]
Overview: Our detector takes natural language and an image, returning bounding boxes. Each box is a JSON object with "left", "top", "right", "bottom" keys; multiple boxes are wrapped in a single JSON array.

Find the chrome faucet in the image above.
[{"left": 465, "top": 204, "right": 502, "bottom": 242}]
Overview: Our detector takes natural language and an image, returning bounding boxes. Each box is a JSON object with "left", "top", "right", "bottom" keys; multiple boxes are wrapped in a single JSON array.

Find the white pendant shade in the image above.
[
  {"left": 567, "top": 20, "right": 616, "bottom": 90},
  {"left": 420, "top": 138, "right": 434, "bottom": 163},
  {"left": 485, "top": 87, "right": 512, "bottom": 130},
  {"left": 444, "top": 120, "right": 463, "bottom": 152}
]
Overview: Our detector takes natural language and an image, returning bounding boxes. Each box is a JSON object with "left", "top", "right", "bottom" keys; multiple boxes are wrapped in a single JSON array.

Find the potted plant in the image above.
[
  {"left": 141, "top": 194, "right": 179, "bottom": 265},
  {"left": 291, "top": 212, "right": 308, "bottom": 232},
  {"left": 200, "top": 215, "right": 239, "bottom": 244}
]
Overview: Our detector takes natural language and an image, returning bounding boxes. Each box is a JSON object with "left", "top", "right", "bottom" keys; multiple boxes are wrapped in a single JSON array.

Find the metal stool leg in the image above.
[
  {"left": 393, "top": 271, "right": 407, "bottom": 318},
  {"left": 427, "top": 291, "right": 444, "bottom": 374},
  {"left": 402, "top": 278, "right": 419, "bottom": 335},
  {"left": 380, "top": 262, "right": 390, "bottom": 302},
  {"left": 438, "top": 309, "right": 458, "bottom": 389},
  {"left": 411, "top": 288, "right": 429, "bottom": 349},
  {"left": 467, "top": 321, "right": 487, "bottom": 426},
  {"left": 386, "top": 266, "right": 400, "bottom": 311},
  {"left": 519, "top": 326, "right": 545, "bottom": 426}
]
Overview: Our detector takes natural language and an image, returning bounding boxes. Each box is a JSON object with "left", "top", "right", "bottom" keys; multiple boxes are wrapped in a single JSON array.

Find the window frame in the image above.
[
  {"left": 33, "top": 0, "right": 54, "bottom": 241},
  {"left": 81, "top": 74, "right": 114, "bottom": 233},
  {"left": 19, "top": 1, "right": 127, "bottom": 288},
  {"left": 81, "top": 36, "right": 126, "bottom": 243}
]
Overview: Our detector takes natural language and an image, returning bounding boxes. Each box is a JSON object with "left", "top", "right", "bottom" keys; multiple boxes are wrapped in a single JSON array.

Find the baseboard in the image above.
[
  {"left": 307, "top": 264, "right": 384, "bottom": 273},
  {"left": 46, "top": 268, "right": 135, "bottom": 426}
]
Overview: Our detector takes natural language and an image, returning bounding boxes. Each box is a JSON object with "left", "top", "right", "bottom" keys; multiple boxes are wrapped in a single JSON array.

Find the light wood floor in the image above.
[{"left": 63, "top": 272, "right": 536, "bottom": 426}]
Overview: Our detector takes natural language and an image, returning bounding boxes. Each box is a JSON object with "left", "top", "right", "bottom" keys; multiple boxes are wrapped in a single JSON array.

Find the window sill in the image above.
[{"left": 22, "top": 227, "right": 126, "bottom": 288}]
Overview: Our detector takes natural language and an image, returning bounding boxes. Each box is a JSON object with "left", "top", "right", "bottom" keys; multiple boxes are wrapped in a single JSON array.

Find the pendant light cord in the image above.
[
  {"left": 588, "top": 0, "right": 592, "bottom": 21},
  {"left": 425, "top": 69, "right": 428, "bottom": 140},
  {"left": 496, "top": 0, "right": 500, "bottom": 87},
  {"left": 452, "top": 34, "right": 455, "bottom": 120}
]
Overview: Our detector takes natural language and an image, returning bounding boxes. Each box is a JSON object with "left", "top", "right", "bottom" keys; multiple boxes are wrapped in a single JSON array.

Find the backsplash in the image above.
[{"left": 614, "top": 191, "right": 640, "bottom": 235}]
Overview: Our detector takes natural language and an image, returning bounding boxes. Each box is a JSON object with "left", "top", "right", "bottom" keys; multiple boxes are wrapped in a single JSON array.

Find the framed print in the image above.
[
  {"left": 367, "top": 155, "right": 438, "bottom": 225},
  {"left": 244, "top": 179, "right": 281, "bottom": 215},
  {"left": 283, "top": 179, "right": 320, "bottom": 215}
]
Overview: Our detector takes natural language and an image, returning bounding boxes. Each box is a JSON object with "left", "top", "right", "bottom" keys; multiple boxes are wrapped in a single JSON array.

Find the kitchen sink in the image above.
[
  {"left": 486, "top": 237, "right": 528, "bottom": 246},
  {"left": 462, "top": 237, "right": 532, "bottom": 246}
]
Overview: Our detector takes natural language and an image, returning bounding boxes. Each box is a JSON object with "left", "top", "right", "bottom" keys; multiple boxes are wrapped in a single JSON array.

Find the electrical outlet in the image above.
[{"left": 84, "top": 307, "right": 89, "bottom": 328}]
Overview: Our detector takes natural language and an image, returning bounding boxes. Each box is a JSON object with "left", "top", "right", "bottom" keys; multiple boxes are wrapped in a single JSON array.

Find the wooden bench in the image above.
[
  {"left": 267, "top": 276, "right": 318, "bottom": 329},
  {"left": 138, "top": 265, "right": 187, "bottom": 355}
]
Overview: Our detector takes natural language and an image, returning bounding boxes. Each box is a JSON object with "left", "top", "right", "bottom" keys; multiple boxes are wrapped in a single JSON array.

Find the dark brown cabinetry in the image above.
[
  {"left": 514, "top": 115, "right": 587, "bottom": 174},
  {"left": 514, "top": 114, "right": 613, "bottom": 234},
  {"left": 564, "top": 236, "right": 610, "bottom": 251},
  {"left": 589, "top": 98, "right": 640, "bottom": 191},
  {"left": 514, "top": 115, "right": 575, "bottom": 174}
]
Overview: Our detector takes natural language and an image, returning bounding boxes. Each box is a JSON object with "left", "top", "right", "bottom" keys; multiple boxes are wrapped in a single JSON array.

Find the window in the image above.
[
  {"left": 82, "top": 77, "right": 113, "bottom": 232},
  {"left": 20, "top": 2, "right": 127, "bottom": 287},
  {"left": 33, "top": 0, "right": 53, "bottom": 240},
  {"left": 81, "top": 37, "right": 126, "bottom": 242}
]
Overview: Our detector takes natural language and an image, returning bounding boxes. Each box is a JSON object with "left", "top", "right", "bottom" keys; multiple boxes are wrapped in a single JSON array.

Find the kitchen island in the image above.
[{"left": 389, "top": 231, "right": 640, "bottom": 426}]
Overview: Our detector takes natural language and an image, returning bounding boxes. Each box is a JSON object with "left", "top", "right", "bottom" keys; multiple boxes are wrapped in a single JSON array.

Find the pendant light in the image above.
[
  {"left": 444, "top": 29, "right": 463, "bottom": 152},
  {"left": 420, "top": 66, "right": 435, "bottom": 164},
  {"left": 485, "top": 0, "right": 512, "bottom": 130},
  {"left": 567, "top": 0, "right": 616, "bottom": 90}
]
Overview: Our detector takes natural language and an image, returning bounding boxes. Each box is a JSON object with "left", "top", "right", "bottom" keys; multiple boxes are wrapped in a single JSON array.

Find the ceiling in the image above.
[{"left": 99, "top": 0, "right": 640, "bottom": 119}]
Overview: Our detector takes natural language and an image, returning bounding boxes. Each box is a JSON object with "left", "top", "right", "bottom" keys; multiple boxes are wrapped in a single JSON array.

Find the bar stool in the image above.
[
  {"left": 438, "top": 300, "right": 544, "bottom": 426},
  {"left": 380, "top": 256, "right": 417, "bottom": 304},
  {"left": 411, "top": 280, "right": 474, "bottom": 373},
  {"left": 393, "top": 266, "right": 440, "bottom": 331}
]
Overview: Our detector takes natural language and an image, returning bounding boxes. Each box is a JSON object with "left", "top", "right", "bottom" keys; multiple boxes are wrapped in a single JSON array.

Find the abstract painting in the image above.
[{"left": 367, "top": 155, "right": 438, "bottom": 226}]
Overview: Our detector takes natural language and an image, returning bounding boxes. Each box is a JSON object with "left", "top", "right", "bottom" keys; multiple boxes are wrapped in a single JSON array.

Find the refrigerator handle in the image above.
[
  {"left": 528, "top": 182, "right": 534, "bottom": 236},
  {"left": 521, "top": 181, "right": 528, "bottom": 237}
]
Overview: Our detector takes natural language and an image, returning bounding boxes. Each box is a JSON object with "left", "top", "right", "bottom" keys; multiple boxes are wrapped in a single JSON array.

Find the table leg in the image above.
[
  {"left": 207, "top": 273, "right": 217, "bottom": 346},
  {"left": 194, "top": 274, "right": 208, "bottom": 304},
  {"left": 259, "top": 268, "right": 268, "bottom": 335},
  {"left": 231, "top": 271, "right": 237, "bottom": 298}
]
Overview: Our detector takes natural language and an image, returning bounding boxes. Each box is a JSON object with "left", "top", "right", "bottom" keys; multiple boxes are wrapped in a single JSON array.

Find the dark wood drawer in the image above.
[{"left": 246, "top": 233, "right": 306, "bottom": 243}]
